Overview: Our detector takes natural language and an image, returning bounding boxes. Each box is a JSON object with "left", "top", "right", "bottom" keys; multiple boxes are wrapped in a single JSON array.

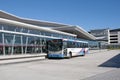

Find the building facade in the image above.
[
  {"left": 110, "top": 28, "right": 120, "bottom": 44},
  {"left": 89, "top": 29, "right": 110, "bottom": 43},
  {"left": 0, "top": 10, "right": 96, "bottom": 56},
  {"left": 0, "top": 19, "right": 76, "bottom": 55},
  {"left": 89, "top": 28, "right": 120, "bottom": 49}
]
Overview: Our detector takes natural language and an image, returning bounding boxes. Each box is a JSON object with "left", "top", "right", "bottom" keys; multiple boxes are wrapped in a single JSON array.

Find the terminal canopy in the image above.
[{"left": 0, "top": 10, "right": 96, "bottom": 40}]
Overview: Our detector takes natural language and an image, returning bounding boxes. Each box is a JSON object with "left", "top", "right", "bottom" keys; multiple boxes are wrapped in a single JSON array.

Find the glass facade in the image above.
[
  {"left": 77, "top": 38, "right": 100, "bottom": 49},
  {"left": 0, "top": 24, "right": 75, "bottom": 55}
]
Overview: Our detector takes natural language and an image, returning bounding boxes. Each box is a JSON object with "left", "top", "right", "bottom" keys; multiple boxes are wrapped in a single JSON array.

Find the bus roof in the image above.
[{"left": 52, "top": 39, "right": 88, "bottom": 43}]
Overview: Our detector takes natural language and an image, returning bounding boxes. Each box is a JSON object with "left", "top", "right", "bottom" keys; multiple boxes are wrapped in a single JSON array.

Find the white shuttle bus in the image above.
[{"left": 47, "top": 39, "right": 89, "bottom": 58}]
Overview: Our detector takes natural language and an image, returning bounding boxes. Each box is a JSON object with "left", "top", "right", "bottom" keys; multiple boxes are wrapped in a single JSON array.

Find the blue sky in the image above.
[{"left": 0, "top": 0, "right": 120, "bottom": 31}]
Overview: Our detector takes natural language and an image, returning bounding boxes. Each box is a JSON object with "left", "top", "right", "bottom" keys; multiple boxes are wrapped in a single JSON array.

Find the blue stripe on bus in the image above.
[
  {"left": 48, "top": 54, "right": 64, "bottom": 58},
  {"left": 79, "top": 48, "right": 85, "bottom": 55}
]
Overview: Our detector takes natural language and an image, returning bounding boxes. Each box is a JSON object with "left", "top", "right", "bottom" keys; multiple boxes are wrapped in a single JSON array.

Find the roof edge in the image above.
[{"left": 0, "top": 18, "right": 76, "bottom": 37}]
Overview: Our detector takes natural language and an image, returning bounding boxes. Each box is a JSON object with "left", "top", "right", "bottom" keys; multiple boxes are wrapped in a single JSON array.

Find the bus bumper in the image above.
[{"left": 48, "top": 54, "right": 64, "bottom": 58}]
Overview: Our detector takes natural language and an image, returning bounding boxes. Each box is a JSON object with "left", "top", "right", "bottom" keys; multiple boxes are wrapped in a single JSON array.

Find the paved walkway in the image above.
[{"left": 0, "top": 53, "right": 46, "bottom": 65}]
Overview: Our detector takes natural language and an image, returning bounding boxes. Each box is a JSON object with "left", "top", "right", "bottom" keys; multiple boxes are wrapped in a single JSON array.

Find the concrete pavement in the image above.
[
  {"left": 83, "top": 68, "right": 120, "bottom": 80},
  {"left": 0, "top": 50, "right": 120, "bottom": 80}
]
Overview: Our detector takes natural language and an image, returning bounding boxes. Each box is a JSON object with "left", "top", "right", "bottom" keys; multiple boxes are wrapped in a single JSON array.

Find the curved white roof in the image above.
[
  {"left": 0, "top": 18, "right": 76, "bottom": 37},
  {"left": 0, "top": 10, "right": 70, "bottom": 27},
  {"left": 52, "top": 26, "right": 96, "bottom": 40},
  {"left": 0, "top": 10, "right": 96, "bottom": 40}
]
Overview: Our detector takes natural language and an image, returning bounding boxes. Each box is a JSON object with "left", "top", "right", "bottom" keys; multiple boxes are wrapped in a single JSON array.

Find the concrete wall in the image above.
[{"left": 118, "top": 32, "right": 120, "bottom": 43}]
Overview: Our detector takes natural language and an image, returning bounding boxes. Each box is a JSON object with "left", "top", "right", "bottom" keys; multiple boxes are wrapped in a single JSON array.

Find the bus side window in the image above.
[
  {"left": 63, "top": 42, "right": 67, "bottom": 49},
  {"left": 83, "top": 43, "right": 85, "bottom": 48},
  {"left": 84, "top": 43, "right": 86, "bottom": 48},
  {"left": 83, "top": 43, "right": 84, "bottom": 48},
  {"left": 80, "top": 43, "right": 81, "bottom": 48},
  {"left": 82, "top": 43, "right": 84, "bottom": 48},
  {"left": 79, "top": 43, "right": 80, "bottom": 47}
]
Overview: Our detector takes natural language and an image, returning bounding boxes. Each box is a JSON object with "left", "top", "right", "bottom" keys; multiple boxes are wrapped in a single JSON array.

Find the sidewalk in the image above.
[{"left": 0, "top": 53, "right": 46, "bottom": 65}]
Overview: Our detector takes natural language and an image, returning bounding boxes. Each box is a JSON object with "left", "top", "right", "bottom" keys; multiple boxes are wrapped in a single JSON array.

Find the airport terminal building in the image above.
[{"left": 0, "top": 10, "right": 95, "bottom": 56}]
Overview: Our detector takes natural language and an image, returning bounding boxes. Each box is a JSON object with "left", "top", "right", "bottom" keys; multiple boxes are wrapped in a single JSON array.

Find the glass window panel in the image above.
[
  {"left": 3, "top": 25, "right": 15, "bottom": 31},
  {"left": 0, "top": 24, "right": 2, "bottom": 30},
  {"left": 44, "top": 32, "right": 51, "bottom": 36},
  {"left": 29, "top": 29, "right": 40, "bottom": 35},
  {"left": 22, "top": 28, "right": 28, "bottom": 33},
  {"left": 0, "top": 32, "right": 2, "bottom": 43},
  {"left": 22, "top": 36, "right": 27, "bottom": 44},
  {"left": 28, "top": 36, "right": 35, "bottom": 45},
  {"left": 4, "top": 33, "right": 13, "bottom": 45},
  {"left": 15, "top": 27, "right": 22, "bottom": 32},
  {"left": 15, "top": 35, "right": 21, "bottom": 44}
]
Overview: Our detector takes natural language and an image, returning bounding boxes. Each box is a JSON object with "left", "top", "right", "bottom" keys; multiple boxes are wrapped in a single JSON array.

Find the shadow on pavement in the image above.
[{"left": 99, "top": 53, "right": 120, "bottom": 68}]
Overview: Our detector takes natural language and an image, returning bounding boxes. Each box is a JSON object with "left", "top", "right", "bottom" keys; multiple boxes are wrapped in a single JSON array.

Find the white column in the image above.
[
  {"left": 40, "top": 32, "right": 42, "bottom": 53},
  {"left": 25, "top": 30, "right": 30, "bottom": 54},
  {"left": 25, "top": 37, "right": 28, "bottom": 54},
  {"left": 21, "top": 35, "right": 23, "bottom": 54},
  {"left": 2, "top": 33, "right": 5, "bottom": 55},
  {"left": 11, "top": 34, "right": 16, "bottom": 55},
  {"left": 20, "top": 28, "right": 23, "bottom": 54},
  {"left": 2, "top": 26, "right": 5, "bottom": 55}
]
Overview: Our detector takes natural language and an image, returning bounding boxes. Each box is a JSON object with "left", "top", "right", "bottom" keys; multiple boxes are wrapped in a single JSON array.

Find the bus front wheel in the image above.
[{"left": 68, "top": 51, "right": 72, "bottom": 58}]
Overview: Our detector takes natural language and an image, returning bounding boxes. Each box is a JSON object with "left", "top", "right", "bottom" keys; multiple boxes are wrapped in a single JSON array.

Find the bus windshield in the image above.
[{"left": 48, "top": 39, "right": 62, "bottom": 51}]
